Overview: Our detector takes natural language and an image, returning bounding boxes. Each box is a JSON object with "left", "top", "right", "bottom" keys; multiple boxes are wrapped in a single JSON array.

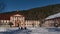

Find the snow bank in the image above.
[
  {"left": 0, "top": 27, "right": 19, "bottom": 32},
  {"left": 0, "top": 27, "right": 7, "bottom": 32}
]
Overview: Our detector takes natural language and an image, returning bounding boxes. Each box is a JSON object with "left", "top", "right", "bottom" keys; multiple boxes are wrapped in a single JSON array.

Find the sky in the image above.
[{"left": 1, "top": 0, "right": 60, "bottom": 12}]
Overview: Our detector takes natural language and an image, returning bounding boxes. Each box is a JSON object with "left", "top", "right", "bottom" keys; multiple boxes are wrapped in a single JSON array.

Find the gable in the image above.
[{"left": 12, "top": 14, "right": 24, "bottom": 17}]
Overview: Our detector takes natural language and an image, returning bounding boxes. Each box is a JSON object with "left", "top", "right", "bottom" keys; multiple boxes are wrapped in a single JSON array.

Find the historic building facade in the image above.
[
  {"left": 43, "top": 18, "right": 60, "bottom": 27},
  {"left": 0, "top": 11, "right": 40, "bottom": 28},
  {"left": 42, "top": 13, "right": 60, "bottom": 27}
]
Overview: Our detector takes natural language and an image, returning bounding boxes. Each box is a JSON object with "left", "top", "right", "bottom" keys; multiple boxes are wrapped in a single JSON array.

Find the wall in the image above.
[
  {"left": 42, "top": 20, "right": 55, "bottom": 27},
  {"left": 25, "top": 20, "right": 40, "bottom": 27},
  {"left": 0, "top": 20, "right": 10, "bottom": 27},
  {"left": 43, "top": 18, "right": 60, "bottom": 27},
  {"left": 10, "top": 14, "right": 25, "bottom": 27}
]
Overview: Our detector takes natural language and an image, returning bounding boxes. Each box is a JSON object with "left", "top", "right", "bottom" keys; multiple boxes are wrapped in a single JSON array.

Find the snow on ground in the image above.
[
  {"left": 27, "top": 27, "right": 48, "bottom": 32},
  {"left": 28, "top": 27, "right": 60, "bottom": 34},
  {"left": 0, "top": 27, "right": 7, "bottom": 32},
  {"left": 0, "top": 27, "right": 19, "bottom": 32},
  {"left": 0, "top": 27, "right": 60, "bottom": 34}
]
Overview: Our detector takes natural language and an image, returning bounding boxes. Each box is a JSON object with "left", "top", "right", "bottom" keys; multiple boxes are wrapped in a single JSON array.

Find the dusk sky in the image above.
[{"left": 1, "top": 0, "right": 60, "bottom": 12}]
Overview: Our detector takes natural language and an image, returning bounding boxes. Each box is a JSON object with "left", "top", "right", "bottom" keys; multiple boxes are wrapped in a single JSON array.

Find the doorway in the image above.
[{"left": 15, "top": 20, "right": 21, "bottom": 27}]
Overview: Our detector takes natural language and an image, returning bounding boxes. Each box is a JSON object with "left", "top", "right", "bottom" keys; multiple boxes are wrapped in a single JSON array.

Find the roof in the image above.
[
  {"left": 0, "top": 11, "right": 39, "bottom": 20},
  {"left": 45, "top": 12, "right": 60, "bottom": 20},
  {"left": 0, "top": 11, "right": 24, "bottom": 20}
]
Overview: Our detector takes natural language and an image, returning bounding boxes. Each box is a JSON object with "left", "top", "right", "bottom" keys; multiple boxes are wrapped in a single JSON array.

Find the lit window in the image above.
[
  {"left": 1, "top": 20, "right": 3, "bottom": 23},
  {"left": 4, "top": 20, "right": 6, "bottom": 23},
  {"left": 7, "top": 20, "right": 9, "bottom": 23}
]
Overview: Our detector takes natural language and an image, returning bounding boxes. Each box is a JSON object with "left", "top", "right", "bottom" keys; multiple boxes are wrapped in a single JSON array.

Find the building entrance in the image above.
[
  {"left": 15, "top": 20, "right": 21, "bottom": 27},
  {"left": 10, "top": 14, "right": 25, "bottom": 27}
]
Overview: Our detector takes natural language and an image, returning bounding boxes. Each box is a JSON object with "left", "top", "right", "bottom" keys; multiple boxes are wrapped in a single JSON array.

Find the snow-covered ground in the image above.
[
  {"left": 29, "top": 27, "right": 60, "bottom": 34},
  {"left": 0, "top": 27, "right": 60, "bottom": 34},
  {"left": 0, "top": 27, "right": 19, "bottom": 32}
]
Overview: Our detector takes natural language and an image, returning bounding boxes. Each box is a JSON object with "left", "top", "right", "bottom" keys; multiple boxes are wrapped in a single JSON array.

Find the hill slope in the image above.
[
  {"left": 24, "top": 4, "right": 60, "bottom": 20},
  {"left": 1, "top": 4, "right": 60, "bottom": 20}
]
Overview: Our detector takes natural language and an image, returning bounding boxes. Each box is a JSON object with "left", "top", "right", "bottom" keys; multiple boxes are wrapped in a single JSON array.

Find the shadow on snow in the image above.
[{"left": 0, "top": 29, "right": 32, "bottom": 34}]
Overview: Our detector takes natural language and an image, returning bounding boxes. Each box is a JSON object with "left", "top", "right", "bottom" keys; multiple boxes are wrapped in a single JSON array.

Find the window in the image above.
[
  {"left": 7, "top": 20, "right": 9, "bottom": 23},
  {"left": 4, "top": 20, "right": 6, "bottom": 23},
  {"left": 1, "top": 20, "right": 3, "bottom": 23}
]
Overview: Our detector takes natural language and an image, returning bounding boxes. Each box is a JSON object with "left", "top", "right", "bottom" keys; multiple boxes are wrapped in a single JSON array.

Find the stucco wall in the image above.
[
  {"left": 42, "top": 20, "right": 55, "bottom": 27},
  {"left": 25, "top": 20, "right": 40, "bottom": 27}
]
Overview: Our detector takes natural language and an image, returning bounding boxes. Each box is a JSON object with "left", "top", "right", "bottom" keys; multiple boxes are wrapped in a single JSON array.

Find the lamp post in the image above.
[{"left": 54, "top": 23, "right": 58, "bottom": 27}]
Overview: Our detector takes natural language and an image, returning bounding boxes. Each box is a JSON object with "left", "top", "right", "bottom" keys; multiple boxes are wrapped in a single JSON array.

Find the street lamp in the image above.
[{"left": 54, "top": 23, "right": 58, "bottom": 27}]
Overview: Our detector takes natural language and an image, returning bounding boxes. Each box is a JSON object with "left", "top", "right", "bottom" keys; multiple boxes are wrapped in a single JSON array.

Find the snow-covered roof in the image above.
[{"left": 45, "top": 12, "right": 60, "bottom": 20}]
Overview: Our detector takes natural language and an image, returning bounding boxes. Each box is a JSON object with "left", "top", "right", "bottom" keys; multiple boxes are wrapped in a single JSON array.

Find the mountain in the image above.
[
  {"left": 23, "top": 4, "right": 60, "bottom": 20},
  {"left": 1, "top": 4, "right": 60, "bottom": 20}
]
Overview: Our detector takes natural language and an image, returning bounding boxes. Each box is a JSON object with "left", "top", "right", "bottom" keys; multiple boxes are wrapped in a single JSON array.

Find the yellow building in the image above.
[{"left": 0, "top": 11, "right": 40, "bottom": 28}]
